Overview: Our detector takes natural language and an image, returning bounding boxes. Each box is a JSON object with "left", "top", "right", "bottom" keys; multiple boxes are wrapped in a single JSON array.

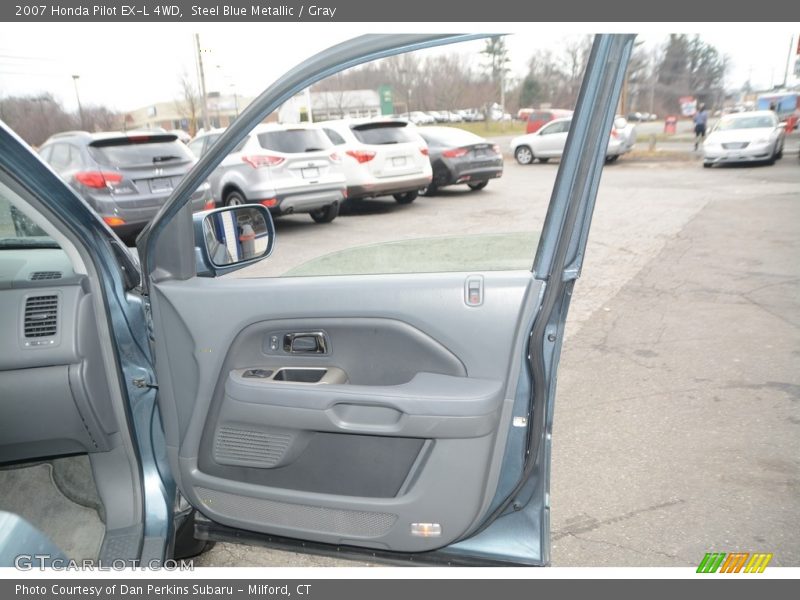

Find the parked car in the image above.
[
  {"left": 614, "top": 115, "right": 638, "bottom": 153},
  {"left": 511, "top": 117, "right": 625, "bottom": 164},
  {"left": 317, "top": 117, "right": 432, "bottom": 204},
  {"left": 702, "top": 110, "right": 786, "bottom": 167},
  {"left": 417, "top": 126, "right": 503, "bottom": 195},
  {"left": 525, "top": 108, "right": 574, "bottom": 134},
  {"left": 38, "top": 130, "right": 213, "bottom": 241},
  {"left": 190, "top": 123, "right": 346, "bottom": 223}
]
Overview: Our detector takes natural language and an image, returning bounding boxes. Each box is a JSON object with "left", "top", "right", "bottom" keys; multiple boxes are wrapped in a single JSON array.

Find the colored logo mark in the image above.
[{"left": 697, "top": 552, "right": 773, "bottom": 573}]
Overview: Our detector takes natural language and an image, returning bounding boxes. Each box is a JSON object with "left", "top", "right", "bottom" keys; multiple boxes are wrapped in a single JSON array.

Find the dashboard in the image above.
[{"left": 0, "top": 249, "right": 117, "bottom": 462}]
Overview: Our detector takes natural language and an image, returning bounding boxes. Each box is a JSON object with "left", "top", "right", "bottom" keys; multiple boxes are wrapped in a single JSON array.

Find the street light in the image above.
[{"left": 71, "top": 74, "right": 84, "bottom": 130}]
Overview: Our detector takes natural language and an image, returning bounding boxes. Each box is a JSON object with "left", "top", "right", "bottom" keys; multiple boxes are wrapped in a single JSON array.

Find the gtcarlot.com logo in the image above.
[
  {"left": 697, "top": 552, "right": 773, "bottom": 573},
  {"left": 14, "top": 554, "right": 194, "bottom": 571}
]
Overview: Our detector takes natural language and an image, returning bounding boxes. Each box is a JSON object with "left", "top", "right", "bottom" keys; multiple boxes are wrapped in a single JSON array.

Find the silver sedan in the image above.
[{"left": 702, "top": 110, "right": 786, "bottom": 167}]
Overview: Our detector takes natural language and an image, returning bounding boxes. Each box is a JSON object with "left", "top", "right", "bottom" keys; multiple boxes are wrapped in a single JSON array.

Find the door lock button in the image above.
[{"left": 465, "top": 275, "right": 484, "bottom": 307}]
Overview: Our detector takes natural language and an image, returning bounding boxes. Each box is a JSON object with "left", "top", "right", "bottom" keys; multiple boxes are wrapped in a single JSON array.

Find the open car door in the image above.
[{"left": 138, "top": 33, "right": 634, "bottom": 566}]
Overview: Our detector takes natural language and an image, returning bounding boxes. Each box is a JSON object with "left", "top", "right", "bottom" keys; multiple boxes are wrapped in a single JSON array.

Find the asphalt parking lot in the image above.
[{"left": 196, "top": 150, "right": 800, "bottom": 566}]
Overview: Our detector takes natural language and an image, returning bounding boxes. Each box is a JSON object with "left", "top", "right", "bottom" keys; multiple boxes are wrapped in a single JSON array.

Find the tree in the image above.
[
  {"left": 481, "top": 36, "right": 511, "bottom": 112},
  {"left": 0, "top": 94, "right": 75, "bottom": 146},
  {"left": 656, "top": 34, "right": 727, "bottom": 113},
  {"left": 518, "top": 75, "right": 542, "bottom": 108},
  {"left": 175, "top": 72, "right": 201, "bottom": 135}
]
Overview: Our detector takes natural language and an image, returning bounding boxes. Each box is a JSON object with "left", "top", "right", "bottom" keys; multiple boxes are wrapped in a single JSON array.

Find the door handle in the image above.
[{"left": 283, "top": 331, "right": 328, "bottom": 354}]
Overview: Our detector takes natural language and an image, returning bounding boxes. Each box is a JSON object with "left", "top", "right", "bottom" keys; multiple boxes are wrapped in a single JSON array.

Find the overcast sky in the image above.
[{"left": 0, "top": 23, "right": 797, "bottom": 113}]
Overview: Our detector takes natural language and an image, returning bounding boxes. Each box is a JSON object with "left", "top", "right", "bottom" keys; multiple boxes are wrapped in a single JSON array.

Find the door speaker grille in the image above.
[
  {"left": 214, "top": 427, "right": 293, "bottom": 468},
  {"left": 195, "top": 486, "right": 397, "bottom": 538}
]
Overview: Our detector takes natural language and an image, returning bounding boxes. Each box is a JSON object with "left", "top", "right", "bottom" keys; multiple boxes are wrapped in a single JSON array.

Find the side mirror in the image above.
[
  {"left": 193, "top": 204, "right": 275, "bottom": 277},
  {"left": 777, "top": 122, "right": 787, "bottom": 129}
]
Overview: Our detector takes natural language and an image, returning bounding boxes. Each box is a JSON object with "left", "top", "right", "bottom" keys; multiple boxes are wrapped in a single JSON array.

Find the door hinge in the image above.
[{"left": 132, "top": 377, "right": 159, "bottom": 390}]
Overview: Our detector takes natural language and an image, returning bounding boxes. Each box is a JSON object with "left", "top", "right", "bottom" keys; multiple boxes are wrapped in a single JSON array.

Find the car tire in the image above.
[
  {"left": 515, "top": 146, "right": 534, "bottom": 165},
  {"left": 702, "top": 162, "right": 712, "bottom": 168},
  {"left": 394, "top": 191, "right": 418, "bottom": 204},
  {"left": 538, "top": 157, "right": 550, "bottom": 164},
  {"left": 224, "top": 190, "right": 247, "bottom": 206},
  {"left": 775, "top": 144, "right": 783, "bottom": 160},
  {"left": 309, "top": 202, "right": 339, "bottom": 223},
  {"left": 467, "top": 181, "right": 488, "bottom": 191},
  {"left": 419, "top": 183, "right": 438, "bottom": 197},
  {"left": 605, "top": 155, "right": 619, "bottom": 163}
]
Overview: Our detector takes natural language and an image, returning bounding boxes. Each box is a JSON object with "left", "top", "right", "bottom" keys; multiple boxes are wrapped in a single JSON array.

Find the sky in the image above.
[{"left": 0, "top": 23, "right": 797, "bottom": 113}]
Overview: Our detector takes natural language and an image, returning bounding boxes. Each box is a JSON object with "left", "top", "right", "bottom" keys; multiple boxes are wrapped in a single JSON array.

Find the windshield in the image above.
[
  {"left": 88, "top": 136, "right": 194, "bottom": 167},
  {"left": 716, "top": 115, "right": 776, "bottom": 131},
  {"left": 257, "top": 129, "right": 332, "bottom": 153},
  {"left": 351, "top": 122, "right": 417, "bottom": 145}
]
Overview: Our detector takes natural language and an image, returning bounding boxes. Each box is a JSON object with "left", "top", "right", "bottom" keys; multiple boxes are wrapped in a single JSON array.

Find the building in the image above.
[
  {"left": 121, "top": 92, "right": 258, "bottom": 134},
  {"left": 278, "top": 89, "right": 382, "bottom": 123}
]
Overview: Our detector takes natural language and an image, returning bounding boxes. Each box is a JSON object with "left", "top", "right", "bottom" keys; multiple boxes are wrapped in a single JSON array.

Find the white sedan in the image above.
[
  {"left": 702, "top": 111, "right": 786, "bottom": 167},
  {"left": 510, "top": 117, "right": 625, "bottom": 165}
]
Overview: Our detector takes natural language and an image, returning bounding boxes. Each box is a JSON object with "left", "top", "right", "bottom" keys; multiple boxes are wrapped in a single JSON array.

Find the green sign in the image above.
[{"left": 379, "top": 85, "right": 394, "bottom": 115}]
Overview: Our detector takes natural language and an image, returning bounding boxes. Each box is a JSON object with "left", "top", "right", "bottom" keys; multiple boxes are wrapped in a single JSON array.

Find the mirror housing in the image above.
[{"left": 193, "top": 204, "right": 275, "bottom": 277}]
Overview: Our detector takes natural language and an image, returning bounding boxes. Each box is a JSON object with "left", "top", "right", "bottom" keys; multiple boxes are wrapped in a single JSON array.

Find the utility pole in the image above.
[
  {"left": 305, "top": 86, "right": 314, "bottom": 123},
  {"left": 194, "top": 33, "right": 210, "bottom": 131},
  {"left": 782, "top": 34, "right": 795, "bottom": 88},
  {"left": 71, "top": 74, "right": 84, "bottom": 130}
]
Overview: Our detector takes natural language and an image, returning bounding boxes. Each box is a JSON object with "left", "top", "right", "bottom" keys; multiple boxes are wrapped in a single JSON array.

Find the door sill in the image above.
[{"left": 193, "top": 513, "right": 542, "bottom": 567}]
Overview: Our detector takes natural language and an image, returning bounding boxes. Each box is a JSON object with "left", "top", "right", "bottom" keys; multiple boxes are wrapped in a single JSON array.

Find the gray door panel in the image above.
[{"left": 150, "top": 270, "right": 539, "bottom": 552}]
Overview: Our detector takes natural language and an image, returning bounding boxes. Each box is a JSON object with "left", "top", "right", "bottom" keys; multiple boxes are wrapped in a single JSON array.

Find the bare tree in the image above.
[
  {"left": 175, "top": 71, "right": 200, "bottom": 135},
  {"left": 0, "top": 94, "right": 75, "bottom": 146}
]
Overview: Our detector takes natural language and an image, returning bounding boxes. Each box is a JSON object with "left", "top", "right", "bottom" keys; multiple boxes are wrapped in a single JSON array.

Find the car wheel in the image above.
[
  {"left": 224, "top": 190, "right": 247, "bottom": 206},
  {"left": 605, "top": 155, "right": 619, "bottom": 163},
  {"left": 419, "top": 183, "right": 438, "bottom": 197},
  {"left": 514, "top": 146, "right": 534, "bottom": 165},
  {"left": 394, "top": 191, "right": 418, "bottom": 204},
  {"left": 702, "top": 162, "right": 712, "bottom": 168},
  {"left": 309, "top": 202, "right": 339, "bottom": 224},
  {"left": 467, "top": 181, "right": 488, "bottom": 191},
  {"left": 775, "top": 143, "right": 783, "bottom": 160},
  {"left": 538, "top": 157, "right": 550, "bottom": 164}
]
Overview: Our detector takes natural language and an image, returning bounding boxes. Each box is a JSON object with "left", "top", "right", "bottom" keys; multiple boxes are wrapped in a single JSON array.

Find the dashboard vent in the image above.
[
  {"left": 24, "top": 295, "right": 59, "bottom": 338},
  {"left": 30, "top": 271, "right": 62, "bottom": 281}
]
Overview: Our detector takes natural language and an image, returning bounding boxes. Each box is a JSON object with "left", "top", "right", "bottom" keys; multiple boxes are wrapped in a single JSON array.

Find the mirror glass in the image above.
[{"left": 202, "top": 206, "right": 271, "bottom": 266}]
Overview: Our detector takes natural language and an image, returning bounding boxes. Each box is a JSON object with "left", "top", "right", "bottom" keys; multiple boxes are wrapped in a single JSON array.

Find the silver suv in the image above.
[
  {"left": 189, "top": 124, "right": 346, "bottom": 224},
  {"left": 39, "top": 130, "right": 212, "bottom": 242}
]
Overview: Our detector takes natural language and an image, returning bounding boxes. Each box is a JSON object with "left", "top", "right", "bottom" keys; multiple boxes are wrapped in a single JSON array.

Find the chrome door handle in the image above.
[{"left": 283, "top": 331, "right": 328, "bottom": 354}]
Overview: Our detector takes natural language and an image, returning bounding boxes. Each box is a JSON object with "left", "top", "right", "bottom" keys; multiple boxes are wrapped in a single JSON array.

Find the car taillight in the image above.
[
  {"left": 420, "top": 147, "right": 429, "bottom": 156},
  {"left": 204, "top": 199, "right": 216, "bottom": 210},
  {"left": 345, "top": 150, "right": 377, "bottom": 163},
  {"left": 260, "top": 199, "right": 278, "bottom": 208},
  {"left": 442, "top": 147, "right": 468, "bottom": 158},
  {"left": 492, "top": 144, "right": 501, "bottom": 154},
  {"left": 242, "top": 154, "right": 285, "bottom": 168},
  {"left": 102, "top": 216, "right": 126, "bottom": 227},
  {"left": 75, "top": 171, "right": 123, "bottom": 189},
  {"left": 330, "top": 152, "right": 342, "bottom": 162},
  {"left": 610, "top": 129, "right": 619, "bottom": 138}
]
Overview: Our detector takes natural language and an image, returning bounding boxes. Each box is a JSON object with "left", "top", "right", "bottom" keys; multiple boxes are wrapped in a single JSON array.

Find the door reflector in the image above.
[{"left": 411, "top": 523, "right": 442, "bottom": 537}]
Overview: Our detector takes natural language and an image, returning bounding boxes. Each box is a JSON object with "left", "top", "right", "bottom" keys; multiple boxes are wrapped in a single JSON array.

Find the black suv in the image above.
[{"left": 39, "top": 130, "right": 212, "bottom": 241}]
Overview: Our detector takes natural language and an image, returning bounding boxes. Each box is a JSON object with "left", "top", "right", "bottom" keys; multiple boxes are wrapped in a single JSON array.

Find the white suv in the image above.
[
  {"left": 189, "top": 124, "right": 346, "bottom": 223},
  {"left": 316, "top": 118, "right": 432, "bottom": 205}
]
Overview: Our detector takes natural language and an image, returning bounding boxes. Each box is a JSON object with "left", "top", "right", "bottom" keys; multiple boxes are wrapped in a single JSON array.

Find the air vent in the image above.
[
  {"left": 24, "top": 295, "right": 58, "bottom": 339},
  {"left": 29, "top": 271, "right": 62, "bottom": 281}
]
